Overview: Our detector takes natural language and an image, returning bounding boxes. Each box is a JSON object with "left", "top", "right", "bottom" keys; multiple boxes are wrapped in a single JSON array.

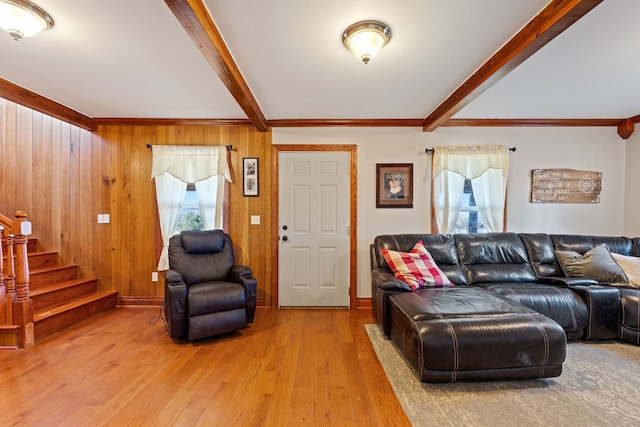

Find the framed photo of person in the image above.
[
  {"left": 243, "top": 157, "right": 259, "bottom": 197},
  {"left": 376, "top": 163, "right": 413, "bottom": 208}
]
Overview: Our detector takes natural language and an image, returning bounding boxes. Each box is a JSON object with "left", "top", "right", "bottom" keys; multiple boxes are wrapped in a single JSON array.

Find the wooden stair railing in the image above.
[{"left": 1, "top": 211, "right": 34, "bottom": 348}]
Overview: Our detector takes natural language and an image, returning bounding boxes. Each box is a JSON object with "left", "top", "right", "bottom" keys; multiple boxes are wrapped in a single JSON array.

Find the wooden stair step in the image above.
[
  {"left": 1, "top": 236, "right": 37, "bottom": 253},
  {"left": 2, "top": 251, "right": 57, "bottom": 273},
  {"left": 30, "top": 278, "right": 99, "bottom": 312},
  {"left": 27, "top": 251, "right": 58, "bottom": 269},
  {"left": 29, "top": 265, "right": 79, "bottom": 289},
  {"left": 34, "top": 291, "right": 118, "bottom": 340}
]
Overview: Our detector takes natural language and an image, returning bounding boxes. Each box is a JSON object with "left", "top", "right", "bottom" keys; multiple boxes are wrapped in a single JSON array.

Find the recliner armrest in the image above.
[
  {"left": 539, "top": 276, "right": 598, "bottom": 287},
  {"left": 372, "top": 268, "right": 412, "bottom": 292},
  {"left": 165, "top": 272, "right": 187, "bottom": 338},
  {"left": 165, "top": 269, "right": 184, "bottom": 284},
  {"left": 230, "top": 264, "right": 253, "bottom": 281},
  {"left": 230, "top": 265, "right": 257, "bottom": 323}
]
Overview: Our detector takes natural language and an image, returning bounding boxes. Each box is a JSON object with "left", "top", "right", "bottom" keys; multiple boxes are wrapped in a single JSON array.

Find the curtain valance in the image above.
[
  {"left": 151, "top": 145, "right": 232, "bottom": 183},
  {"left": 432, "top": 145, "right": 509, "bottom": 179}
]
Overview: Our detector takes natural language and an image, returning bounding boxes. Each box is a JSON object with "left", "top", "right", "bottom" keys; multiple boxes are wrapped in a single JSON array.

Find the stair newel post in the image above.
[
  {"left": 0, "top": 225, "right": 6, "bottom": 325},
  {"left": 12, "top": 211, "right": 34, "bottom": 347},
  {"left": 2, "top": 229, "right": 16, "bottom": 325}
]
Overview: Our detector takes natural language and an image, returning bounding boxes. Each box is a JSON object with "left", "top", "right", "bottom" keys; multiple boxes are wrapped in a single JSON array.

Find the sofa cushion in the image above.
[
  {"left": 372, "top": 234, "right": 467, "bottom": 285},
  {"left": 556, "top": 244, "right": 628, "bottom": 284},
  {"left": 382, "top": 241, "right": 452, "bottom": 291},
  {"left": 476, "top": 282, "right": 589, "bottom": 334},
  {"left": 390, "top": 286, "right": 537, "bottom": 322},
  {"left": 456, "top": 233, "right": 537, "bottom": 284},
  {"left": 551, "top": 234, "right": 633, "bottom": 256},
  {"left": 611, "top": 253, "right": 640, "bottom": 288},
  {"left": 520, "top": 233, "right": 565, "bottom": 277}
]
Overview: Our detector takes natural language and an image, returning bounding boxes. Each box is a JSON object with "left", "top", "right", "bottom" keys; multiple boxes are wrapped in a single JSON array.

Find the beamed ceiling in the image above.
[{"left": 0, "top": 0, "right": 638, "bottom": 138}]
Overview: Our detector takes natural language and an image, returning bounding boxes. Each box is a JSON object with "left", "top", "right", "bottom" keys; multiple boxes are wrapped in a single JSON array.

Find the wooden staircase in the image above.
[{"left": 3, "top": 238, "right": 118, "bottom": 344}]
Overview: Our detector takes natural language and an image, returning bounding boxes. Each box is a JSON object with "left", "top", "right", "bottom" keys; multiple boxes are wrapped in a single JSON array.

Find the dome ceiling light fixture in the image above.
[
  {"left": 342, "top": 20, "right": 391, "bottom": 64},
  {"left": 0, "top": 0, "right": 54, "bottom": 41}
]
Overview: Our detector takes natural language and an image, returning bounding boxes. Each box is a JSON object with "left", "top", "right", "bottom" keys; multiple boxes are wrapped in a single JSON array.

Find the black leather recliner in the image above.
[{"left": 164, "top": 229, "right": 257, "bottom": 340}]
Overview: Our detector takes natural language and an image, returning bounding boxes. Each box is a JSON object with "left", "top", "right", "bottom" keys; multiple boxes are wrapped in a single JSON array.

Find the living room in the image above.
[{"left": 2, "top": 0, "right": 640, "bottom": 425}]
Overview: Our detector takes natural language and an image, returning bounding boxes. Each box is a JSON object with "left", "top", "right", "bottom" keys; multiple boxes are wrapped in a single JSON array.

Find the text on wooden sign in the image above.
[{"left": 531, "top": 169, "right": 601, "bottom": 203}]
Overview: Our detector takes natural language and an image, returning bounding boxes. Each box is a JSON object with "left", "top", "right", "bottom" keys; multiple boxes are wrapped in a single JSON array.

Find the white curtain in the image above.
[
  {"left": 472, "top": 168, "right": 508, "bottom": 232},
  {"left": 195, "top": 175, "right": 224, "bottom": 230},
  {"left": 151, "top": 145, "right": 232, "bottom": 183},
  {"left": 155, "top": 173, "right": 187, "bottom": 271},
  {"left": 432, "top": 145, "right": 509, "bottom": 233},
  {"left": 151, "top": 145, "right": 231, "bottom": 270},
  {"left": 433, "top": 171, "right": 466, "bottom": 234}
]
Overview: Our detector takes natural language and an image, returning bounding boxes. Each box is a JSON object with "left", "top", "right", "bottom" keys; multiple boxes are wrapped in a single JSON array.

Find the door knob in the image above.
[{"left": 282, "top": 236, "right": 288, "bottom": 241}]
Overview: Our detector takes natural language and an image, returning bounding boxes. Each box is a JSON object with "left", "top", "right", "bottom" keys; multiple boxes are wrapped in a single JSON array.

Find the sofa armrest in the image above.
[
  {"left": 230, "top": 265, "right": 257, "bottom": 323},
  {"left": 165, "top": 270, "right": 187, "bottom": 338},
  {"left": 568, "top": 284, "right": 621, "bottom": 339},
  {"left": 372, "top": 268, "right": 412, "bottom": 292},
  {"left": 539, "top": 276, "right": 598, "bottom": 287}
]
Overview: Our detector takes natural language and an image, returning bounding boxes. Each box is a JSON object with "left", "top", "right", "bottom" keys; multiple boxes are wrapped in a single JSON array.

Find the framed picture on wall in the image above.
[
  {"left": 243, "top": 157, "right": 259, "bottom": 197},
  {"left": 376, "top": 163, "right": 413, "bottom": 208}
]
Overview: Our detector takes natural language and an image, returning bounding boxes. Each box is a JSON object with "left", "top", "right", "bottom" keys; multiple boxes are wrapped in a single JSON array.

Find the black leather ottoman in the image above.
[{"left": 389, "top": 287, "right": 567, "bottom": 382}]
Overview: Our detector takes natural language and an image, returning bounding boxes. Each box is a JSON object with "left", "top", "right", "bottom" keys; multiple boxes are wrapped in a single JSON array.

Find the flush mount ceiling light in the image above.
[
  {"left": 342, "top": 20, "right": 391, "bottom": 64},
  {"left": 0, "top": 0, "right": 53, "bottom": 40}
]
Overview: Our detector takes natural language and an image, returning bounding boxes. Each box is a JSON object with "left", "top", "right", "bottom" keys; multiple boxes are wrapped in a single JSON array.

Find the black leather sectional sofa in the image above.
[{"left": 370, "top": 233, "right": 640, "bottom": 382}]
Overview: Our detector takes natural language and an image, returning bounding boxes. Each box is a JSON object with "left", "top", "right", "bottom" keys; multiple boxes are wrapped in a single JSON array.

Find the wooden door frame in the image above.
[{"left": 271, "top": 145, "right": 358, "bottom": 309}]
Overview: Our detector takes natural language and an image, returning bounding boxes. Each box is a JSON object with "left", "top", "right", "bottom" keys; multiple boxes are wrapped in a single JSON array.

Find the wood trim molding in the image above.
[
  {"left": 422, "top": 0, "right": 604, "bottom": 132},
  {"left": 356, "top": 298, "right": 372, "bottom": 310},
  {"left": 442, "top": 118, "right": 620, "bottom": 127},
  {"left": 117, "top": 296, "right": 163, "bottom": 306},
  {"left": 165, "top": 0, "right": 268, "bottom": 132},
  {"left": 0, "top": 77, "right": 96, "bottom": 131},
  {"left": 271, "top": 144, "right": 358, "bottom": 309},
  {"left": 268, "top": 119, "right": 423, "bottom": 128},
  {"left": 94, "top": 118, "right": 253, "bottom": 127}
]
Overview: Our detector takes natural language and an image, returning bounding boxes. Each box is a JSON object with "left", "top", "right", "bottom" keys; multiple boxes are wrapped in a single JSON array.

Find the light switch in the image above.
[
  {"left": 251, "top": 215, "right": 260, "bottom": 225},
  {"left": 152, "top": 272, "right": 158, "bottom": 282}
]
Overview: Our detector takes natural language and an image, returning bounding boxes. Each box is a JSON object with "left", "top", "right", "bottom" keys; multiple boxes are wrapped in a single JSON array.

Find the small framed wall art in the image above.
[
  {"left": 243, "top": 157, "right": 259, "bottom": 197},
  {"left": 376, "top": 163, "right": 413, "bottom": 208}
]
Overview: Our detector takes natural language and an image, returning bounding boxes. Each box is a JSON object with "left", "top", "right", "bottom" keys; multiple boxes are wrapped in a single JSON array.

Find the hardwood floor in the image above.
[{"left": 0, "top": 306, "right": 411, "bottom": 426}]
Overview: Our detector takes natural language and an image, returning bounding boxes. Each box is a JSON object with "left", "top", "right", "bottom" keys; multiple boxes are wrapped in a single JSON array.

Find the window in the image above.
[
  {"left": 453, "top": 179, "right": 488, "bottom": 234},
  {"left": 151, "top": 145, "right": 230, "bottom": 270},
  {"left": 431, "top": 145, "right": 509, "bottom": 234},
  {"left": 174, "top": 185, "right": 204, "bottom": 234}
]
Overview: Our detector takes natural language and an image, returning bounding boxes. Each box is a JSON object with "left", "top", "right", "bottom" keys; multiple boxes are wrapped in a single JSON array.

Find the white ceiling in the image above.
[{"left": 0, "top": 0, "right": 637, "bottom": 123}]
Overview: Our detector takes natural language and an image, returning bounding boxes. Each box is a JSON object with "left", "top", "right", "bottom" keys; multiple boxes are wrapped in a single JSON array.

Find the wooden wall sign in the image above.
[{"left": 531, "top": 169, "right": 601, "bottom": 203}]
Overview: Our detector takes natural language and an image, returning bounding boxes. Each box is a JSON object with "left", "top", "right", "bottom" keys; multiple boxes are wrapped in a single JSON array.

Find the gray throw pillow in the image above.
[{"left": 555, "top": 244, "right": 628, "bottom": 284}]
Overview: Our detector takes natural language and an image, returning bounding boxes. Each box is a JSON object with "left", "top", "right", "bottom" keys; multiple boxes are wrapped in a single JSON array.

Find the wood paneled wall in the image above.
[{"left": 0, "top": 98, "right": 273, "bottom": 306}]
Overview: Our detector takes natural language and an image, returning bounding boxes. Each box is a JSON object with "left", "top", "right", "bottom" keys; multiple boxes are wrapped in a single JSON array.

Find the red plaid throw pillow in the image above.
[{"left": 382, "top": 240, "right": 453, "bottom": 291}]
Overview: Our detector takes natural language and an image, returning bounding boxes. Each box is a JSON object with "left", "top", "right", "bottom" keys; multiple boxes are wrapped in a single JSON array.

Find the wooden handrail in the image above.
[
  {"left": 0, "top": 211, "right": 33, "bottom": 347},
  {"left": 0, "top": 212, "right": 13, "bottom": 235}
]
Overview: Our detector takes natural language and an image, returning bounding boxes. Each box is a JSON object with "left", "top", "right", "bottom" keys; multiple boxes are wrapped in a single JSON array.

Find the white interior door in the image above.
[{"left": 278, "top": 151, "right": 350, "bottom": 307}]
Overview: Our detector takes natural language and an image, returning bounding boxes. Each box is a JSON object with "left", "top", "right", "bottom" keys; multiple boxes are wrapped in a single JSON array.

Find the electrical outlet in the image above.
[
  {"left": 152, "top": 272, "right": 158, "bottom": 282},
  {"left": 251, "top": 215, "right": 260, "bottom": 225}
]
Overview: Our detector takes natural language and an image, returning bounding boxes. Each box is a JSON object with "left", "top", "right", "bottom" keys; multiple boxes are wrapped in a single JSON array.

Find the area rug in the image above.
[{"left": 365, "top": 324, "right": 640, "bottom": 427}]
